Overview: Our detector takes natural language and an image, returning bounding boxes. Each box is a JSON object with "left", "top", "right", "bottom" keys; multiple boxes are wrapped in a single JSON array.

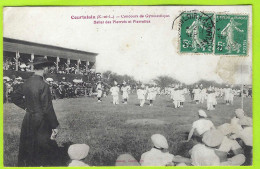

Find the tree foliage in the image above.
[
  {"left": 102, "top": 71, "right": 137, "bottom": 87},
  {"left": 153, "top": 76, "right": 180, "bottom": 89}
]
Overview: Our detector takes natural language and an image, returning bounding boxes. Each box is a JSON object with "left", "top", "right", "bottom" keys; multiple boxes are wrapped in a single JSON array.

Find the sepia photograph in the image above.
[{"left": 3, "top": 6, "right": 252, "bottom": 167}]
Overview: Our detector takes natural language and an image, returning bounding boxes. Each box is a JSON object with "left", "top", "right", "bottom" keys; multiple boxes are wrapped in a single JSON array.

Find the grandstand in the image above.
[{"left": 3, "top": 37, "right": 98, "bottom": 82}]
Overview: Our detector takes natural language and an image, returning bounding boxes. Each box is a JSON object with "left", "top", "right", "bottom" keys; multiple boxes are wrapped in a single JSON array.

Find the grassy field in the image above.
[{"left": 3, "top": 94, "right": 252, "bottom": 166}]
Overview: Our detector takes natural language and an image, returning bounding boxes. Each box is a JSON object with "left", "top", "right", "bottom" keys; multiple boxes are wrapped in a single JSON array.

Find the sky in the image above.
[{"left": 3, "top": 6, "right": 252, "bottom": 84}]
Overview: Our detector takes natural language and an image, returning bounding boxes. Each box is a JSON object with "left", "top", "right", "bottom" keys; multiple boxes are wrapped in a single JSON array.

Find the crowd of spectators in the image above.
[
  {"left": 3, "top": 57, "right": 94, "bottom": 75},
  {"left": 3, "top": 73, "right": 102, "bottom": 103}
]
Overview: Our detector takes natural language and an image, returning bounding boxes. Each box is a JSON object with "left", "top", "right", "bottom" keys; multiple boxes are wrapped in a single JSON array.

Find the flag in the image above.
[
  {"left": 31, "top": 54, "right": 34, "bottom": 61},
  {"left": 87, "top": 61, "right": 90, "bottom": 66},
  {"left": 16, "top": 51, "right": 20, "bottom": 59},
  {"left": 67, "top": 58, "right": 70, "bottom": 64},
  {"left": 78, "top": 59, "right": 81, "bottom": 64},
  {"left": 57, "top": 57, "right": 60, "bottom": 62},
  {"left": 44, "top": 56, "right": 47, "bottom": 59}
]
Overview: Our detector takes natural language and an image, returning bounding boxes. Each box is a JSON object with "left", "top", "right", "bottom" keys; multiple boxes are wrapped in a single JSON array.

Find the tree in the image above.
[
  {"left": 102, "top": 71, "right": 138, "bottom": 87},
  {"left": 153, "top": 76, "right": 180, "bottom": 89}
]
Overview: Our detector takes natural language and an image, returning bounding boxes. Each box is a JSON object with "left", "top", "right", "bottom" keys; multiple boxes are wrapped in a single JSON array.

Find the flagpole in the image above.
[
  {"left": 56, "top": 57, "right": 59, "bottom": 72},
  {"left": 15, "top": 51, "right": 19, "bottom": 71}
]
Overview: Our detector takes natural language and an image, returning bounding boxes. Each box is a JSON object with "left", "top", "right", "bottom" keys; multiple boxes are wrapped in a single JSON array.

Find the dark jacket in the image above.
[{"left": 11, "top": 75, "right": 59, "bottom": 166}]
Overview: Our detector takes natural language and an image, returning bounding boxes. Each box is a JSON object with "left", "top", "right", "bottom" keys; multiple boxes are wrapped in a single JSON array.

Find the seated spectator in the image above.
[
  {"left": 187, "top": 110, "right": 215, "bottom": 142},
  {"left": 68, "top": 144, "right": 90, "bottom": 167},
  {"left": 235, "top": 109, "right": 252, "bottom": 127},
  {"left": 140, "top": 134, "right": 191, "bottom": 166},
  {"left": 189, "top": 129, "right": 246, "bottom": 166},
  {"left": 231, "top": 126, "right": 252, "bottom": 165}
]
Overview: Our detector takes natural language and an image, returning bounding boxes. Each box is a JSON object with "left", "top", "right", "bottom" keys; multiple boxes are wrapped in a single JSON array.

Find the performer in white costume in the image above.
[
  {"left": 193, "top": 85, "right": 201, "bottom": 104},
  {"left": 199, "top": 84, "right": 207, "bottom": 104},
  {"left": 207, "top": 86, "right": 215, "bottom": 110},
  {"left": 224, "top": 85, "right": 231, "bottom": 105},
  {"left": 121, "top": 81, "right": 131, "bottom": 104},
  {"left": 147, "top": 84, "right": 157, "bottom": 106},
  {"left": 96, "top": 81, "right": 103, "bottom": 102},
  {"left": 137, "top": 84, "right": 147, "bottom": 107},
  {"left": 172, "top": 85, "right": 180, "bottom": 108},
  {"left": 179, "top": 85, "right": 185, "bottom": 108},
  {"left": 110, "top": 81, "right": 120, "bottom": 105}
]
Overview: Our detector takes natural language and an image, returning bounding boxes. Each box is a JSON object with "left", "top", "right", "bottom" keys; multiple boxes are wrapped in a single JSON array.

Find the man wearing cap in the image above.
[
  {"left": 11, "top": 57, "right": 60, "bottom": 166},
  {"left": 187, "top": 110, "right": 215, "bottom": 142},
  {"left": 140, "top": 134, "right": 191, "bottom": 166}
]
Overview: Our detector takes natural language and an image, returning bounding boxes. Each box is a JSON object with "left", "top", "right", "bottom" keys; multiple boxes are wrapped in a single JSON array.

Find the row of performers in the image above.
[
  {"left": 96, "top": 81, "right": 158, "bottom": 106},
  {"left": 96, "top": 83, "right": 236, "bottom": 110},
  {"left": 168, "top": 85, "right": 235, "bottom": 110},
  {"left": 191, "top": 85, "right": 235, "bottom": 106}
]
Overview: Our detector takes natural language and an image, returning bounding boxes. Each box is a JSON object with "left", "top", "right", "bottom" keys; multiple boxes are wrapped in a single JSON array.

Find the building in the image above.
[{"left": 3, "top": 37, "right": 98, "bottom": 81}]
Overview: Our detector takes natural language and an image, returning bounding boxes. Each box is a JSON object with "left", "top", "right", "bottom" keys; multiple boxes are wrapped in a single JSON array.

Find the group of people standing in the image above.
[
  {"left": 95, "top": 82, "right": 242, "bottom": 112},
  {"left": 137, "top": 84, "right": 158, "bottom": 106},
  {"left": 169, "top": 84, "right": 187, "bottom": 108},
  {"left": 97, "top": 81, "right": 158, "bottom": 107},
  {"left": 190, "top": 84, "right": 238, "bottom": 111},
  {"left": 97, "top": 81, "right": 131, "bottom": 105}
]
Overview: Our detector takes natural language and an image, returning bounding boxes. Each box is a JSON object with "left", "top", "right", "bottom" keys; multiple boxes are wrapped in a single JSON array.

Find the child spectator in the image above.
[{"left": 68, "top": 144, "right": 90, "bottom": 167}]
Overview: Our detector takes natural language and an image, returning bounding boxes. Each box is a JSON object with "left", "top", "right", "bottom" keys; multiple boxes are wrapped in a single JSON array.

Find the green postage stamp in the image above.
[
  {"left": 215, "top": 14, "right": 248, "bottom": 55},
  {"left": 180, "top": 13, "right": 248, "bottom": 56},
  {"left": 180, "top": 12, "right": 215, "bottom": 53}
]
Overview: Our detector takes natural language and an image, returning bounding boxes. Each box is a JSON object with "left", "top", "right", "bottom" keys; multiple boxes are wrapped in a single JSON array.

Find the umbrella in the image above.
[
  {"left": 46, "top": 78, "right": 54, "bottom": 82},
  {"left": 73, "top": 79, "right": 83, "bottom": 83},
  {"left": 20, "top": 64, "right": 28, "bottom": 68},
  {"left": 3, "top": 76, "right": 10, "bottom": 81}
]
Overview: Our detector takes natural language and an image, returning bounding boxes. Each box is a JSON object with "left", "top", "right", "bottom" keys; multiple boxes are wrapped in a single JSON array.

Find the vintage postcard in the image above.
[{"left": 3, "top": 6, "right": 252, "bottom": 167}]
